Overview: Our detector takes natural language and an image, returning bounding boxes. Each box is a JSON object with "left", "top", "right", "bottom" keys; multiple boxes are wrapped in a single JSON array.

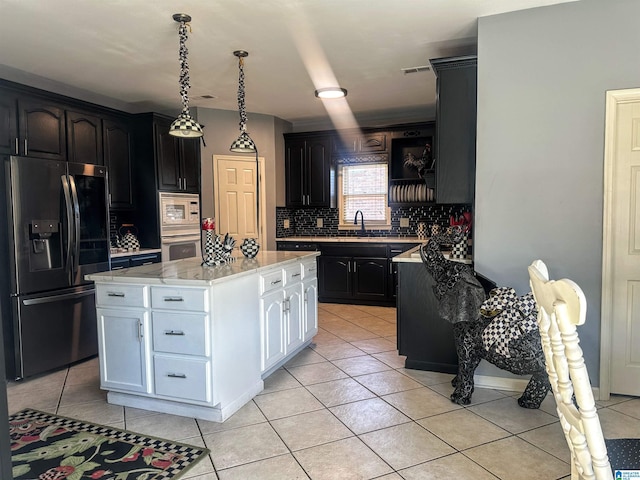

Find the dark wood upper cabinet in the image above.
[
  {"left": 155, "top": 117, "right": 200, "bottom": 193},
  {"left": 431, "top": 55, "right": 477, "bottom": 204},
  {"left": 66, "top": 110, "right": 103, "bottom": 165},
  {"left": 103, "top": 117, "right": 134, "bottom": 210},
  {"left": 18, "top": 98, "right": 66, "bottom": 161},
  {"left": 284, "top": 134, "right": 332, "bottom": 208},
  {"left": 0, "top": 92, "right": 18, "bottom": 155}
]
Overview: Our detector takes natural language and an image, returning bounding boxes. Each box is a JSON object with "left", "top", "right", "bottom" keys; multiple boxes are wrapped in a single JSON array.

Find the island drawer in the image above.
[
  {"left": 150, "top": 287, "right": 207, "bottom": 312},
  {"left": 153, "top": 355, "right": 211, "bottom": 403},
  {"left": 95, "top": 284, "right": 147, "bottom": 308},
  {"left": 260, "top": 269, "right": 284, "bottom": 294},
  {"left": 284, "top": 264, "right": 303, "bottom": 285},
  {"left": 302, "top": 260, "right": 318, "bottom": 279},
  {"left": 152, "top": 312, "right": 208, "bottom": 356}
]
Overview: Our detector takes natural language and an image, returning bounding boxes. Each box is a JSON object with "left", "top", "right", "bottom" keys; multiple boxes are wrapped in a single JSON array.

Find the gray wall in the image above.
[
  {"left": 475, "top": 0, "right": 640, "bottom": 383},
  {"left": 195, "top": 107, "right": 291, "bottom": 251}
]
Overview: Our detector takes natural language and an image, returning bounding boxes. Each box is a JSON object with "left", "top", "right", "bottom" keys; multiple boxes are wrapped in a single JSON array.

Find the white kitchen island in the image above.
[{"left": 86, "top": 251, "right": 319, "bottom": 422}]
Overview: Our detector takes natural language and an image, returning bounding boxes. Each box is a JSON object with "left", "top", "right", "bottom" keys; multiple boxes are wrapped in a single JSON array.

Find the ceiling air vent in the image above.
[{"left": 401, "top": 65, "right": 431, "bottom": 75}]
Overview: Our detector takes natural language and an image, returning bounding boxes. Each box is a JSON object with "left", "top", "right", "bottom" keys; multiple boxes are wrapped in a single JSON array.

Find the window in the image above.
[{"left": 338, "top": 162, "right": 390, "bottom": 229}]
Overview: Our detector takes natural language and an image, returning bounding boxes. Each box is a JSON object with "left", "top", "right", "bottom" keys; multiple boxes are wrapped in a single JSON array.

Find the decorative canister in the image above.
[
  {"left": 202, "top": 218, "right": 216, "bottom": 266},
  {"left": 451, "top": 232, "right": 469, "bottom": 259},
  {"left": 417, "top": 223, "right": 426, "bottom": 240},
  {"left": 240, "top": 238, "right": 260, "bottom": 258},
  {"left": 430, "top": 224, "right": 440, "bottom": 237}
]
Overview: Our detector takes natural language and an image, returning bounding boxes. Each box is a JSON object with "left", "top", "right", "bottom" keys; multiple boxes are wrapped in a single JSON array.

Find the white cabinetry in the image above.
[
  {"left": 259, "top": 259, "right": 318, "bottom": 376},
  {"left": 96, "top": 284, "right": 150, "bottom": 394}
]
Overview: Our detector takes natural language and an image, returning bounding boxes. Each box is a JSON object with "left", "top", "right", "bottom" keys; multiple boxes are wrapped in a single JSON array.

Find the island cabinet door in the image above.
[
  {"left": 97, "top": 308, "right": 150, "bottom": 394},
  {"left": 260, "top": 290, "right": 286, "bottom": 373},
  {"left": 284, "top": 284, "right": 303, "bottom": 355},
  {"left": 302, "top": 277, "right": 318, "bottom": 342}
]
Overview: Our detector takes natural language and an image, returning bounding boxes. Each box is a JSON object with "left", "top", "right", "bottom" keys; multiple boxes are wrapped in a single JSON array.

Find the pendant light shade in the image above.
[
  {"left": 230, "top": 50, "right": 257, "bottom": 152},
  {"left": 169, "top": 13, "right": 203, "bottom": 138}
]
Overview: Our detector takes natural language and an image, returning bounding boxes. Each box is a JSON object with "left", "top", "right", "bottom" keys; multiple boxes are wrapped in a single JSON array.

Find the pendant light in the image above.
[
  {"left": 169, "top": 13, "right": 203, "bottom": 138},
  {"left": 230, "top": 50, "right": 257, "bottom": 152}
]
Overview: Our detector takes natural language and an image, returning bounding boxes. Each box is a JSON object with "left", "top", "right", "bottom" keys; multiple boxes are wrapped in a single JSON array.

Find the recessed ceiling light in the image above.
[{"left": 315, "top": 87, "right": 347, "bottom": 99}]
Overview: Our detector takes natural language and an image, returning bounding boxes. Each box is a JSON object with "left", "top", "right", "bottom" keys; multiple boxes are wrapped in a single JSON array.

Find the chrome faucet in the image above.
[{"left": 354, "top": 210, "right": 365, "bottom": 234}]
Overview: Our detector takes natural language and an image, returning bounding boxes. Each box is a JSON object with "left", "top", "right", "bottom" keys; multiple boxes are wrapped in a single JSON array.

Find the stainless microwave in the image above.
[{"left": 159, "top": 192, "right": 200, "bottom": 233}]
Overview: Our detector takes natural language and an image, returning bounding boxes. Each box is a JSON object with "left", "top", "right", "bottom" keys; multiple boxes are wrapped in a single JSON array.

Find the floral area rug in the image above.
[{"left": 10, "top": 408, "right": 209, "bottom": 480}]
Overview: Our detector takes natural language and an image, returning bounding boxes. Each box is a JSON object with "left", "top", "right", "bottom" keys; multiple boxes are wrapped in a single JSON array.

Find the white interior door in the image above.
[
  {"left": 602, "top": 89, "right": 640, "bottom": 397},
  {"left": 213, "top": 155, "right": 265, "bottom": 248}
]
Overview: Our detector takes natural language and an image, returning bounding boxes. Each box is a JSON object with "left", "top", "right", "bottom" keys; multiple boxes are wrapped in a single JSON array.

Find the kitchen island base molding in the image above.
[{"left": 107, "top": 380, "right": 264, "bottom": 423}]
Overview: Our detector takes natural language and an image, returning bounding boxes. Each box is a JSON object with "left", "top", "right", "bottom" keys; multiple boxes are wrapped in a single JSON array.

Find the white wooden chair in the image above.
[{"left": 528, "top": 260, "right": 640, "bottom": 480}]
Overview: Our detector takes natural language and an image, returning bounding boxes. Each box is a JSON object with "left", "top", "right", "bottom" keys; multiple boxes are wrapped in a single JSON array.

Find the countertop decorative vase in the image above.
[
  {"left": 240, "top": 238, "right": 260, "bottom": 259},
  {"left": 119, "top": 226, "right": 140, "bottom": 250}
]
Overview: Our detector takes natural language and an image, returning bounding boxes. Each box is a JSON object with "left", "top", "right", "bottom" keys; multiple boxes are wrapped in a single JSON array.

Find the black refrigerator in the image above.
[{"left": 0, "top": 156, "right": 110, "bottom": 380}]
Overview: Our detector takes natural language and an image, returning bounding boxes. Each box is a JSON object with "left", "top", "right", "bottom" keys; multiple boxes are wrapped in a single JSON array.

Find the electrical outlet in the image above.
[
  {"left": 283, "top": 219, "right": 290, "bottom": 229},
  {"left": 400, "top": 217, "right": 410, "bottom": 228},
  {"left": 316, "top": 218, "right": 323, "bottom": 228}
]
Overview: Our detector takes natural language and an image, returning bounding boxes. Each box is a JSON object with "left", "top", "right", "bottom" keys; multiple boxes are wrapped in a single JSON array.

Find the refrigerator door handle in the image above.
[
  {"left": 61, "top": 175, "right": 73, "bottom": 279},
  {"left": 22, "top": 289, "right": 94, "bottom": 306},
  {"left": 68, "top": 175, "right": 81, "bottom": 278}
]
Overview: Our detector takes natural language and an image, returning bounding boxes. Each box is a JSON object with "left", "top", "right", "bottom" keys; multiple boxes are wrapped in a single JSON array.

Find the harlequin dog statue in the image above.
[{"left": 419, "top": 228, "right": 550, "bottom": 408}]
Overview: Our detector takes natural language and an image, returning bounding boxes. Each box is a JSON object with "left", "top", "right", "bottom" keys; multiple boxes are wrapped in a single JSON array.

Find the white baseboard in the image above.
[{"left": 473, "top": 374, "right": 531, "bottom": 393}]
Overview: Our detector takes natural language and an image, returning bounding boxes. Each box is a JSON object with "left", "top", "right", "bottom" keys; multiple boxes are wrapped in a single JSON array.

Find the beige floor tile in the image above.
[
  {"left": 204, "top": 422, "right": 288, "bottom": 470},
  {"left": 197, "top": 400, "right": 266, "bottom": 434},
  {"left": 306, "top": 378, "right": 376, "bottom": 407},
  {"left": 399, "top": 452, "right": 500, "bottom": 480},
  {"left": 468, "top": 397, "right": 560, "bottom": 434},
  {"left": 596, "top": 394, "right": 636, "bottom": 407},
  {"left": 318, "top": 311, "right": 345, "bottom": 323},
  {"left": 311, "top": 342, "right": 367, "bottom": 361},
  {"left": 419, "top": 408, "right": 510, "bottom": 450},
  {"left": 70, "top": 356, "right": 99, "bottom": 370},
  {"left": 383, "top": 387, "right": 461, "bottom": 420},
  {"left": 183, "top": 473, "right": 219, "bottom": 480},
  {"left": 347, "top": 315, "right": 391, "bottom": 330},
  {"left": 64, "top": 365, "right": 100, "bottom": 386},
  {"left": 177, "top": 435, "right": 217, "bottom": 479},
  {"left": 332, "top": 356, "right": 391, "bottom": 376},
  {"left": 325, "top": 324, "right": 380, "bottom": 342},
  {"left": 354, "top": 370, "right": 423, "bottom": 396},
  {"left": 284, "top": 347, "right": 327, "bottom": 367},
  {"left": 372, "top": 351, "right": 406, "bottom": 369},
  {"left": 253, "top": 386, "right": 324, "bottom": 420},
  {"left": 124, "top": 406, "right": 160, "bottom": 421},
  {"left": 7, "top": 369, "right": 67, "bottom": 395},
  {"left": 363, "top": 323, "right": 397, "bottom": 337},
  {"left": 331, "top": 307, "right": 375, "bottom": 321},
  {"left": 271, "top": 409, "right": 353, "bottom": 451},
  {"left": 7, "top": 386, "right": 62, "bottom": 415},
  {"left": 518, "top": 422, "right": 570, "bottom": 463},
  {"left": 536, "top": 394, "right": 560, "bottom": 417},
  {"left": 608, "top": 397, "right": 640, "bottom": 420},
  {"left": 57, "top": 399, "right": 124, "bottom": 427},
  {"left": 311, "top": 329, "right": 345, "bottom": 346},
  {"left": 360, "top": 422, "right": 455, "bottom": 470},
  {"left": 126, "top": 412, "right": 201, "bottom": 442},
  {"left": 330, "top": 397, "right": 410, "bottom": 434},
  {"left": 259, "top": 368, "right": 302, "bottom": 395},
  {"left": 217, "top": 454, "right": 306, "bottom": 480},
  {"left": 350, "top": 338, "right": 397, "bottom": 354},
  {"left": 59, "top": 382, "right": 107, "bottom": 407},
  {"left": 598, "top": 407, "right": 640, "bottom": 438},
  {"left": 428, "top": 382, "right": 509, "bottom": 405},
  {"left": 371, "top": 474, "right": 404, "bottom": 480},
  {"left": 293, "top": 436, "right": 393, "bottom": 480},
  {"left": 396, "top": 368, "right": 455, "bottom": 386},
  {"left": 384, "top": 335, "right": 397, "bottom": 344},
  {"left": 286, "top": 361, "right": 349, "bottom": 385},
  {"left": 464, "top": 436, "right": 570, "bottom": 480}
]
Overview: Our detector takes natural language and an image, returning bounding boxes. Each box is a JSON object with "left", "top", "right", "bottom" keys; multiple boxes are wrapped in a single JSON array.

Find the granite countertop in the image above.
[
  {"left": 87, "top": 251, "right": 320, "bottom": 286},
  {"left": 276, "top": 236, "right": 425, "bottom": 244},
  {"left": 110, "top": 248, "right": 162, "bottom": 258},
  {"left": 392, "top": 245, "right": 473, "bottom": 264}
]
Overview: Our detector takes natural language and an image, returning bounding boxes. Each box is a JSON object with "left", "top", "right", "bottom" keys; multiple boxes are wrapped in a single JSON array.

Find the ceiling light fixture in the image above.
[
  {"left": 315, "top": 87, "right": 348, "bottom": 99},
  {"left": 169, "top": 13, "right": 203, "bottom": 138},
  {"left": 230, "top": 50, "right": 257, "bottom": 153}
]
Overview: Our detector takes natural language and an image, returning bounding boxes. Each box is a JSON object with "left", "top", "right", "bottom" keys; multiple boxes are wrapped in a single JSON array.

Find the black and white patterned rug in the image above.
[{"left": 10, "top": 408, "right": 209, "bottom": 479}]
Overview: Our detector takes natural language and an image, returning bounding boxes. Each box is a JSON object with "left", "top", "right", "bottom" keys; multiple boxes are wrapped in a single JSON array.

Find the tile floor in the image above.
[{"left": 7, "top": 303, "right": 640, "bottom": 479}]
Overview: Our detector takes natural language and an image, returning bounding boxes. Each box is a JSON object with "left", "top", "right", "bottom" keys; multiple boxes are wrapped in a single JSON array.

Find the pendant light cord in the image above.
[
  {"left": 237, "top": 56, "right": 248, "bottom": 132},
  {"left": 177, "top": 20, "right": 192, "bottom": 114}
]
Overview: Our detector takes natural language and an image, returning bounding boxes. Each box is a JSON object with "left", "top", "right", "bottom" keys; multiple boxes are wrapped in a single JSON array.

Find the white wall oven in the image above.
[{"left": 159, "top": 192, "right": 202, "bottom": 261}]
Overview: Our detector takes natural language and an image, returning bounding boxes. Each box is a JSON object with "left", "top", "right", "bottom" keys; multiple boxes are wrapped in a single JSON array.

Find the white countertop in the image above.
[
  {"left": 110, "top": 248, "right": 162, "bottom": 258},
  {"left": 87, "top": 251, "right": 320, "bottom": 286},
  {"left": 276, "top": 236, "right": 424, "bottom": 244},
  {"left": 392, "top": 245, "right": 473, "bottom": 264}
]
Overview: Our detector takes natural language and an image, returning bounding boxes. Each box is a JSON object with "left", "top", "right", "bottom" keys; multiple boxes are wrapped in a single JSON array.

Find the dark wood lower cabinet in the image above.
[
  {"left": 396, "top": 261, "right": 458, "bottom": 373},
  {"left": 353, "top": 258, "right": 387, "bottom": 300},
  {"left": 318, "top": 256, "right": 351, "bottom": 299}
]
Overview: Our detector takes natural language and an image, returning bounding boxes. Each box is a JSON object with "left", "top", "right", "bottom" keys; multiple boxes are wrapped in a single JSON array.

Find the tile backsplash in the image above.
[{"left": 276, "top": 205, "right": 472, "bottom": 238}]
